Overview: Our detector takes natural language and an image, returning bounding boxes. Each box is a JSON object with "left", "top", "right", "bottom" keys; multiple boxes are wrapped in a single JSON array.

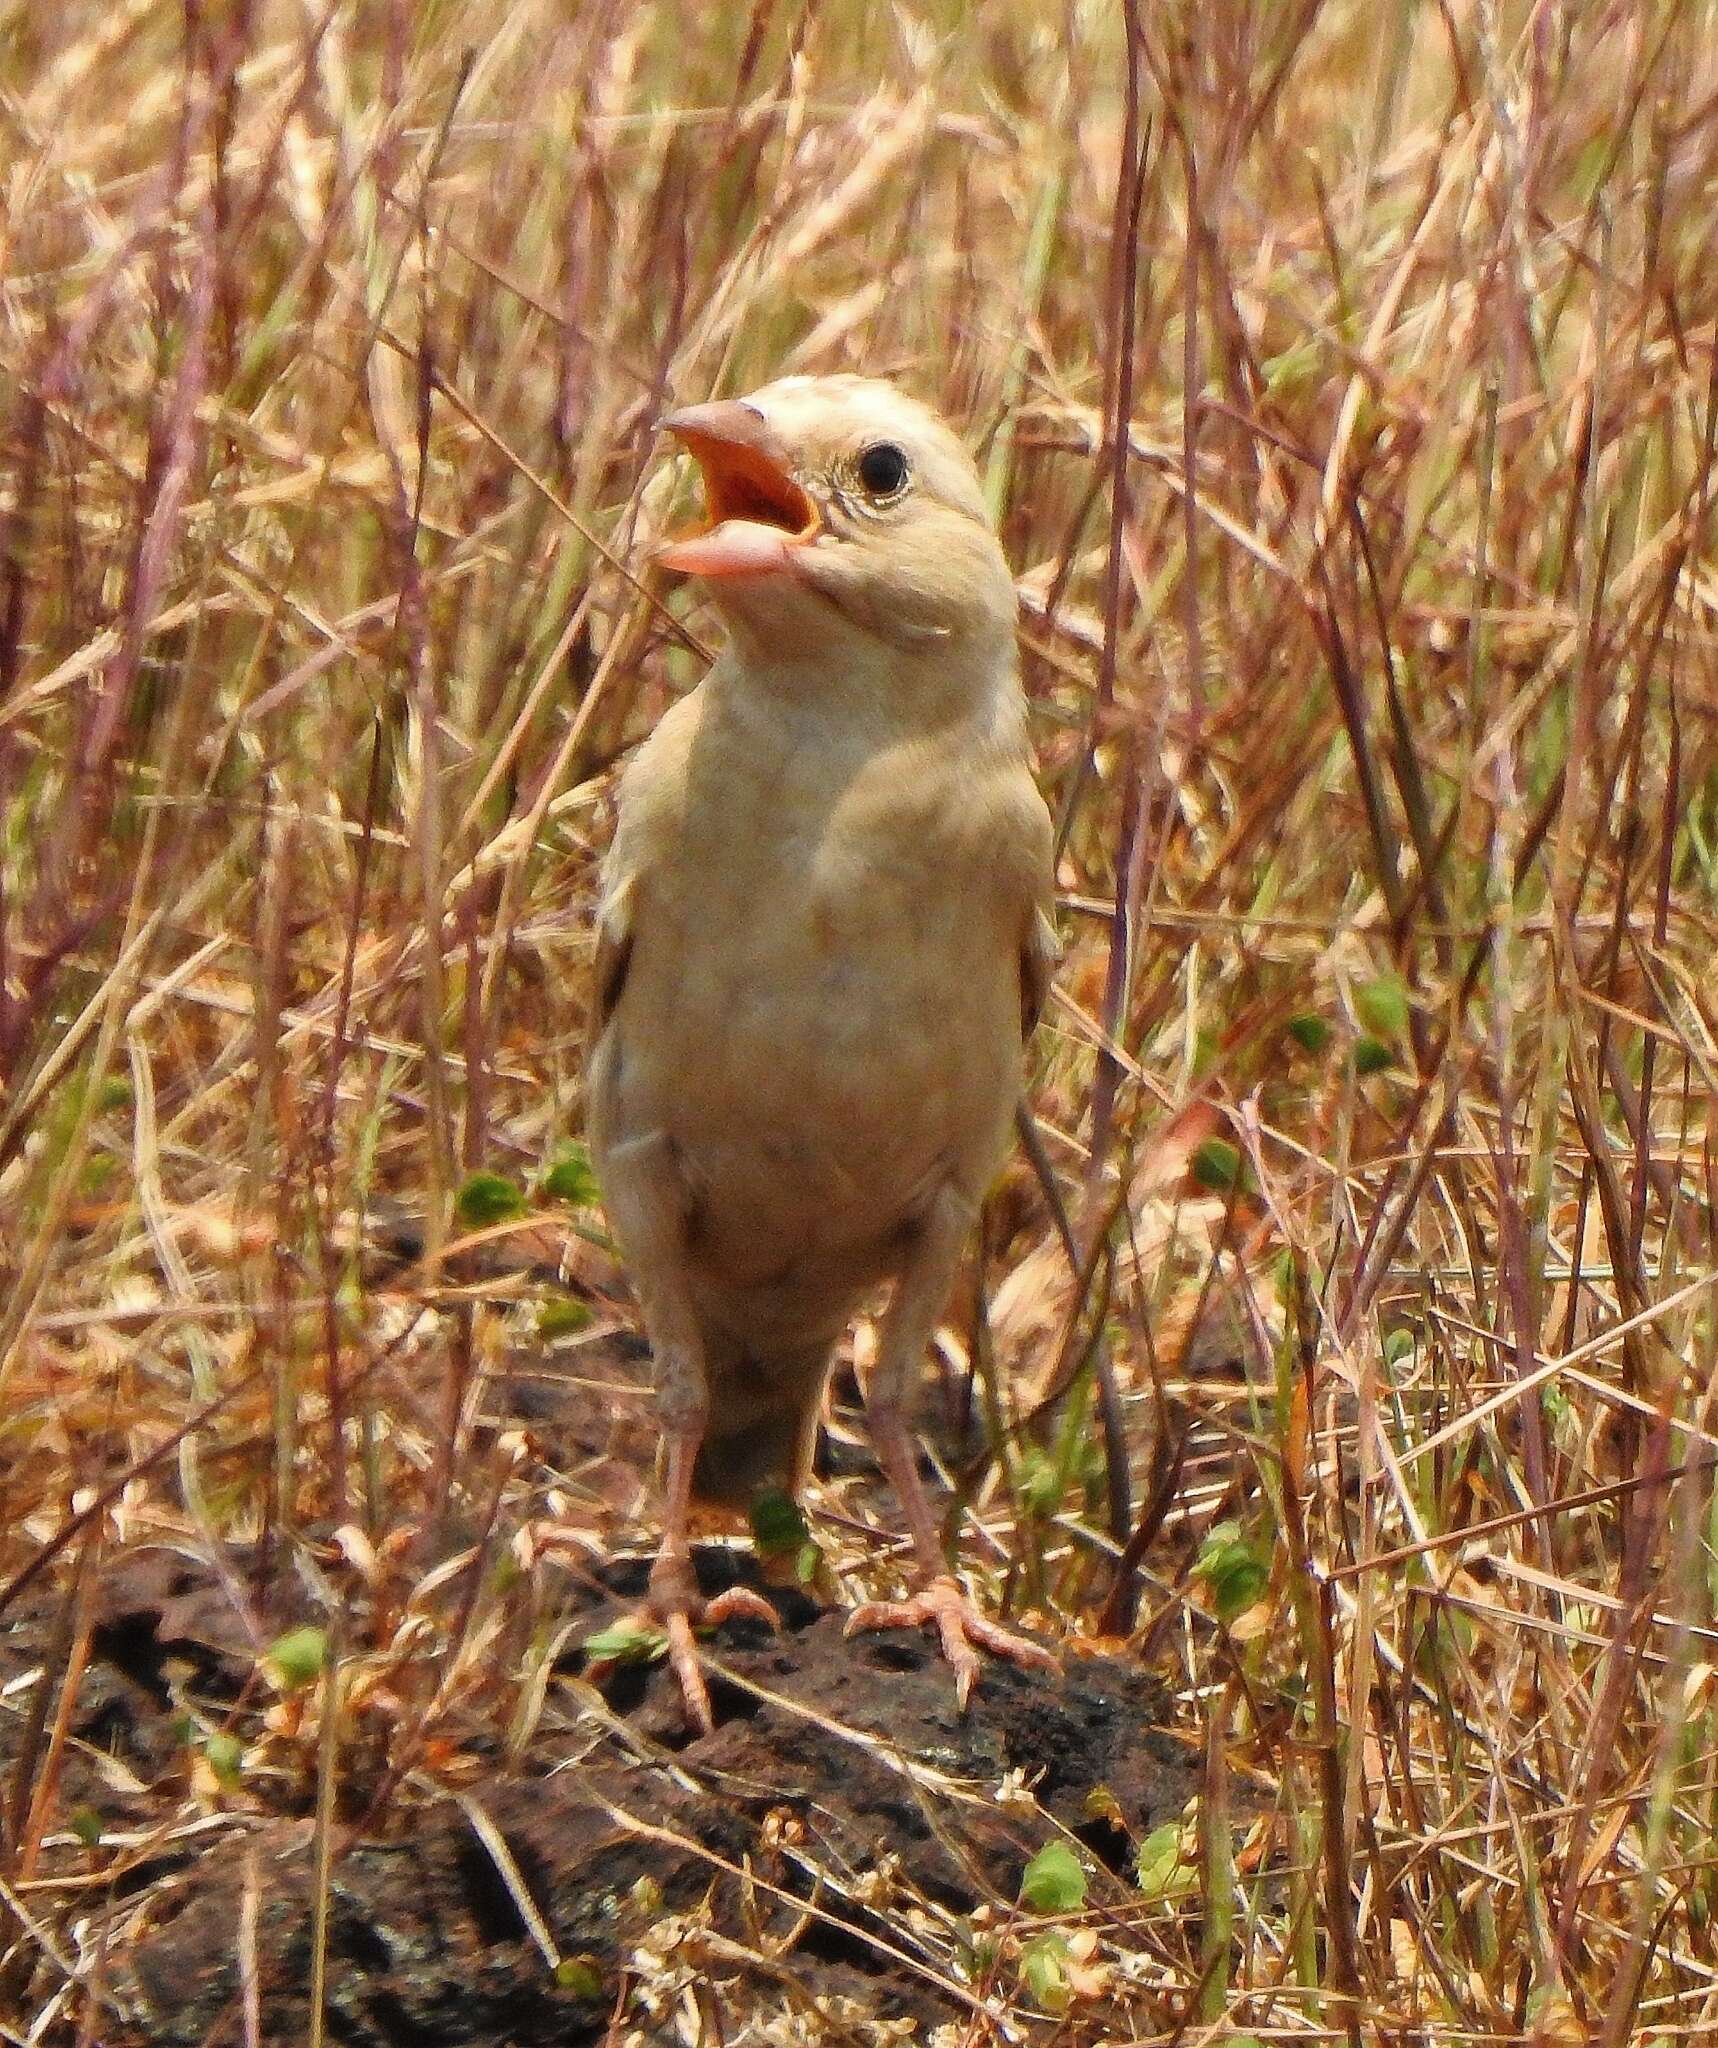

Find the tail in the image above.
[{"left": 689, "top": 1339, "right": 833, "bottom": 1512}]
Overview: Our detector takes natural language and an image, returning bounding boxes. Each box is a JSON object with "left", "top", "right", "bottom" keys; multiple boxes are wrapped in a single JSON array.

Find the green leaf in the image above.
[
  {"left": 68, "top": 1806, "right": 104, "bottom": 1848},
  {"left": 1191, "top": 1137, "right": 1242, "bottom": 1192},
  {"left": 264, "top": 1625, "right": 329, "bottom": 1690},
  {"left": 1353, "top": 1035, "right": 1395, "bottom": 1076},
  {"left": 1019, "top": 1839, "right": 1087, "bottom": 1913},
  {"left": 1355, "top": 973, "right": 1409, "bottom": 1041},
  {"left": 1195, "top": 1522, "right": 1271, "bottom": 1620},
  {"left": 1083, "top": 1783, "right": 1125, "bottom": 1828},
  {"left": 1017, "top": 1446, "right": 1062, "bottom": 1518},
  {"left": 582, "top": 1619, "right": 669, "bottom": 1664},
  {"left": 1020, "top": 1930, "right": 1072, "bottom": 2011},
  {"left": 555, "top": 1954, "right": 604, "bottom": 1997},
  {"left": 540, "top": 1145, "right": 600, "bottom": 1208},
  {"left": 1286, "top": 1011, "right": 1331, "bottom": 1055},
  {"left": 961, "top": 1924, "right": 1001, "bottom": 1977},
  {"left": 537, "top": 1298, "right": 593, "bottom": 1339},
  {"left": 1261, "top": 335, "right": 1321, "bottom": 396},
  {"left": 795, "top": 1541, "right": 822, "bottom": 1587},
  {"left": 1383, "top": 1328, "right": 1415, "bottom": 1365},
  {"left": 204, "top": 1732, "right": 245, "bottom": 1786},
  {"left": 455, "top": 1170, "right": 527, "bottom": 1229},
  {"left": 1134, "top": 1822, "right": 1184, "bottom": 1898},
  {"left": 749, "top": 1487, "right": 809, "bottom": 1559}
]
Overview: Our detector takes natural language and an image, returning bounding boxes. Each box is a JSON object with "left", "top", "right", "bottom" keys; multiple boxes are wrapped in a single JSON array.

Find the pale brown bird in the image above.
[{"left": 588, "top": 373, "right": 1060, "bottom": 1733}]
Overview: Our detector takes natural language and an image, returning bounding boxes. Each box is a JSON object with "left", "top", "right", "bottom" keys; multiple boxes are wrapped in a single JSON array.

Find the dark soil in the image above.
[{"left": 5, "top": 1539, "right": 1196, "bottom": 2045}]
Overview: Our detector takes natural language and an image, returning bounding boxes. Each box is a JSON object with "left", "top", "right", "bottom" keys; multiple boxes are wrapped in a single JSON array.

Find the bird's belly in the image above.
[{"left": 637, "top": 918, "right": 1016, "bottom": 1285}]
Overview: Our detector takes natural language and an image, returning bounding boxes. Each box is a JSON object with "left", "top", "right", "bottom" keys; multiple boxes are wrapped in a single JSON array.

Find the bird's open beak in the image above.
[{"left": 653, "top": 401, "right": 820, "bottom": 579}]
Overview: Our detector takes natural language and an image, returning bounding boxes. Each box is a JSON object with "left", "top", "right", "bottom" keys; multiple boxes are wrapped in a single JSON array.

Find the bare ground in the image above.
[{"left": 6, "top": 1542, "right": 1193, "bottom": 2044}]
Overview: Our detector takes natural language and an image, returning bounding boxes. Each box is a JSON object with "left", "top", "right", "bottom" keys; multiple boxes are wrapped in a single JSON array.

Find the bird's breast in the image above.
[{"left": 619, "top": 814, "right": 1018, "bottom": 1267}]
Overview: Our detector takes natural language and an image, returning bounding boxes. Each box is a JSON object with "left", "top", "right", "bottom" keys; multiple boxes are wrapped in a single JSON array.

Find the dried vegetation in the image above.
[{"left": 4, "top": 1, "right": 1718, "bottom": 2041}]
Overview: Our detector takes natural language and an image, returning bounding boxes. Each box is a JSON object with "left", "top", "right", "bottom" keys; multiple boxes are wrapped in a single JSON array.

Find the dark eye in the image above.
[{"left": 856, "top": 441, "right": 910, "bottom": 499}]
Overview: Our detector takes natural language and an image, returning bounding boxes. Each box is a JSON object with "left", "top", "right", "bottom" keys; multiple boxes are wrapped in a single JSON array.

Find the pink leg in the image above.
[
  {"left": 600, "top": 1131, "right": 777, "bottom": 1735},
  {"left": 844, "top": 1184, "right": 1058, "bottom": 1705},
  {"left": 646, "top": 1408, "right": 776, "bottom": 1736}
]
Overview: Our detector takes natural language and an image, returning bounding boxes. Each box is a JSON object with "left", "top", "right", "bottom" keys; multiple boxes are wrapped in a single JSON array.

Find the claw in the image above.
[
  {"left": 846, "top": 1574, "right": 1058, "bottom": 1708},
  {"left": 643, "top": 1573, "right": 781, "bottom": 1736}
]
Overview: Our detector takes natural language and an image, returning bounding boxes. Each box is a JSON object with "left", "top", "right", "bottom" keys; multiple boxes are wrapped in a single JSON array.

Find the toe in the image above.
[
  {"left": 664, "top": 1610, "right": 716, "bottom": 1736},
  {"left": 967, "top": 1610, "right": 1061, "bottom": 1674},
  {"left": 703, "top": 1585, "right": 780, "bottom": 1631},
  {"left": 844, "top": 1594, "right": 928, "bottom": 1639},
  {"left": 844, "top": 1578, "right": 1058, "bottom": 1696},
  {"left": 936, "top": 1613, "right": 982, "bottom": 1709}
]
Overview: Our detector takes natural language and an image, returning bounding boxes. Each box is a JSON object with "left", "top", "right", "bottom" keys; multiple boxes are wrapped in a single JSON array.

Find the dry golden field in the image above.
[{"left": 4, "top": 2, "right": 1718, "bottom": 2042}]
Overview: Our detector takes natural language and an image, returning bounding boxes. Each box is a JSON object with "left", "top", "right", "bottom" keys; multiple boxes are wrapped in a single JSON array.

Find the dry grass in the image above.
[{"left": 4, "top": 0, "right": 1718, "bottom": 2040}]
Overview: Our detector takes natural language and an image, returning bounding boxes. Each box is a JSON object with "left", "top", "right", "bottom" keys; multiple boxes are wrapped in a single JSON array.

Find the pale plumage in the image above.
[{"left": 588, "top": 374, "right": 1058, "bottom": 1730}]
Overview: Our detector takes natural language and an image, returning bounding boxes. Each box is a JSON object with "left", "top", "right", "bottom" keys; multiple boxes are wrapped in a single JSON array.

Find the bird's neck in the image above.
[{"left": 712, "top": 627, "right": 1021, "bottom": 747}]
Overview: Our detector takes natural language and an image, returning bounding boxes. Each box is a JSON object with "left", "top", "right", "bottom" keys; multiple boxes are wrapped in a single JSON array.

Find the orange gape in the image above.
[{"left": 585, "top": 374, "right": 1060, "bottom": 1734}]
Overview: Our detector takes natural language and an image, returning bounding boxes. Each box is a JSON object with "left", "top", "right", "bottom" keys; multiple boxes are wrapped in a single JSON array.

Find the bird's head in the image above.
[{"left": 652, "top": 374, "right": 1017, "bottom": 665}]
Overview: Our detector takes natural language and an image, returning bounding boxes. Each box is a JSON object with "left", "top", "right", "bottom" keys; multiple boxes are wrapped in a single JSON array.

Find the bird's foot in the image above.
[
  {"left": 644, "top": 1562, "right": 779, "bottom": 1737},
  {"left": 845, "top": 1574, "right": 1059, "bottom": 1709}
]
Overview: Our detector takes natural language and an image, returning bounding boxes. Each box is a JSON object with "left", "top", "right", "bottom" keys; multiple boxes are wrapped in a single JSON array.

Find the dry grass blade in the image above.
[{"left": 3, "top": 2, "right": 1718, "bottom": 2043}]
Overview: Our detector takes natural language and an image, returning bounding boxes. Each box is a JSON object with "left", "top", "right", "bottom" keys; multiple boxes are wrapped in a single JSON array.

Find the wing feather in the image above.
[
  {"left": 591, "top": 872, "right": 635, "bottom": 1044},
  {"left": 1021, "top": 902, "right": 1060, "bottom": 1039}
]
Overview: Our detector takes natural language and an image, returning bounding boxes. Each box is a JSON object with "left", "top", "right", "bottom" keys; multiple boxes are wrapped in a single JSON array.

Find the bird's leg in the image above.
[
  {"left": 845, "top": 1183, "right": 1059, "bottom": 1705},
  {"left": 599, "top": 1132, "right": 776, "bottom": 1735},
  {"left": 649, "top": 1383, "right": 777, "bottom": 1735}
]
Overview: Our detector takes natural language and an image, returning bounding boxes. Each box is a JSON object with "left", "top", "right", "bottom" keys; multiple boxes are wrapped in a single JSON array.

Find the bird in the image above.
[{"left": 587, "top": 372, "right": 1061, "bottom": 1734}]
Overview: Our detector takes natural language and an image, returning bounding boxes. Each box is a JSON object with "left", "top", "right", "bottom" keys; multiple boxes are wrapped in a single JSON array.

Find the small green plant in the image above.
[
  {"left": 537, "top": 1297, "right": 593, "bottom": 1338},
  {"left": 1195, "top": 1522, "right": 1271, "bottom": 1621},
  {"left": 455, "top": 1171, "right": 528, "bottom": 1228},
  {"left": 203, "top": 1732, "right": 245, "bottom": 1788},
  {"left": 67, "top": 1808, "right": 104, "bottom": 1848},
  {"left": 554, "top": 1955, "right": 604, "bottom": 1997},
  {"left": 1019, "top": 1930, "right": 1072, "bottom": 2012},
  {"left": 539, "top": 1145, "right": 600, "bottom": 1207},
  {"left": 750, "top": 1487, "right": 821, "bottom": 1585},
  {"left": 1019, "top": 1839, "right": 1087, "bottom": 1913},
  {"left": 1355, "top": 974, "right": 1409, "bottom": 1041},
  {"left": 582, "top": 1620, "right": 669, "bottom": 1665},
  {"left": 748, "top": 1487, "right": 809, "bottom": 1559},
  {"left": 1191, "top": 1136, "right": 1244, "bottom": 1192},
  {"left": 1353, "top": 1035, "right": 1395, "bottom": 1076},
  {"left": 263, "top": 1627, "right": 329, "bottom": 1691},
  {"left": 1134, "top": 1822, "right": 1187, "bottom": 1900}
]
